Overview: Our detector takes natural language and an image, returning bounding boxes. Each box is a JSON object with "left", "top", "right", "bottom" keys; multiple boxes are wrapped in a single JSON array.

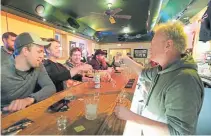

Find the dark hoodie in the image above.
[{"left": 140, "top": 55, "right": 204, "bottom": 135}]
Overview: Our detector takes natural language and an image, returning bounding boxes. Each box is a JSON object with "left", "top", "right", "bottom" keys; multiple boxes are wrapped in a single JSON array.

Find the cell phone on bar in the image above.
[
  {"left": 1, "top": 118, "right": 33, "bottom": 135},
  {"left": 47, "top": 99, "right": 70, "bottom": 112}
]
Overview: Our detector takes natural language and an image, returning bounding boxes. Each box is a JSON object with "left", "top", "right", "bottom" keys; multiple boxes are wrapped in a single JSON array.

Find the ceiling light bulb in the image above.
[
  {"left": 73, "top": 30, "right": 76, "bottom": 33},
  {"left": 172, "top": 19, "right": 177, "bottom": 22},
  {"left": 35, "top": 5, "right": 45, "bottom": 14},
  {"left": 123, "top": 27, "right": 129, "bottom": 33},
  {"left": 107, "top": 0, "right": 115, "bottom": 4},
  {"left": 108, "top": 3, "right": 112, "bottom": 9},
  {"left": 43, "top": 18, "right": 46, "bottom": 21}
]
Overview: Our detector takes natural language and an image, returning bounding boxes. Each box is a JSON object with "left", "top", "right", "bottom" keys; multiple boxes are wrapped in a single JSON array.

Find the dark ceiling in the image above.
[{"left": 1, "top": 0, "right": 209, "bottom": 43}]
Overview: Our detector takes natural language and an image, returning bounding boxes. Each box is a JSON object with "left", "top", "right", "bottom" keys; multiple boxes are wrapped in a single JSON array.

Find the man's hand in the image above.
[
  {"left": 80, "top": 64, "right": 93, "bottom": 72},
  {"left": 3, "top": 97, "right": 35, "bottom": 112},
  {"left": 101, "top": 58, "right": 107, "bottom": 66},
  {"left": 120, "top": 55, "right": 144, "bottom": 75},
  {"left": 114, "top": 105, "right": 134, "bottom": 120},
  {"left": 100, "top": 71, "right": 112, "bottom": 82},
  {"left": 107, "top": 67, "right": 114, "bottom": 74},
  {"left": 70, "top": 64, "right": 92, "bottom": 77},
  {"left": 120, "top": 55, "right": 132, "bottom": 65},
  {"left": 66, "top": 79, "right": 75, "bottom": 88}
]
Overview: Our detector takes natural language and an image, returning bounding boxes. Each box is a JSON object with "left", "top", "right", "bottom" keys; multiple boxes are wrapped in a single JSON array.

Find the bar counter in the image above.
[{"left": 1, "top": 72, "right": 138, "bottom": 135}]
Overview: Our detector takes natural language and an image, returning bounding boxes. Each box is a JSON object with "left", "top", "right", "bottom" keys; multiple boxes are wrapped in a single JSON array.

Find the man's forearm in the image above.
[
  {"left": 49, "top": 70, "right": 71, "bottom": 82},
  {"left": 31, "top": 85, "right": 56, "bottom": 102},
  {"left": 70, "top": 65, "right": 87, "bottom": 77},
  {"left": 125, "top": 59, "right": 144, "bottom": 75},
  {"left": 129, "top": 112, "right": 170, "bottom": 136},
  {"left": 70, "top": 67, "right": 81, "bottom": 77}
]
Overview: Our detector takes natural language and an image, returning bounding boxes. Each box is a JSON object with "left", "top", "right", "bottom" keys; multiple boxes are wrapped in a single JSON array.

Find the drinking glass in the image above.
[
  {"left": 57, "top": 115, "right": 68, "bottom": 131},
  {"left": 117, "top": 90, "right": 127, "bottom": 104},
  {"left": 110, "top": 78, "right": 117, "bottom": 88},
  {"left": 84, "top": 96, "right": 99, "bottom": 120},
  {"left": 94, "top": 91, "right": 100, "bottom": 101},
  {"left": 120, "top": 64, "right": 129, "bottom": 82}
]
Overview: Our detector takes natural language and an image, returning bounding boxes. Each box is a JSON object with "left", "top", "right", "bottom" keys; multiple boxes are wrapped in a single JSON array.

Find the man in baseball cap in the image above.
[
  {"left": 89, "top": 49, "right": 108, "bottom": 70},
  {"left": 1, "top": 32, "right": 56, "bottom": 113},
  {"left": 13, "top": 32, "right": 50, "bottom": 67}
]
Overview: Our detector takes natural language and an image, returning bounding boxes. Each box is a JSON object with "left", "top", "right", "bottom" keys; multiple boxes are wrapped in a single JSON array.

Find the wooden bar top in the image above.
[{"left": 1, "top": 73, "right": 138, "bottom": 135}]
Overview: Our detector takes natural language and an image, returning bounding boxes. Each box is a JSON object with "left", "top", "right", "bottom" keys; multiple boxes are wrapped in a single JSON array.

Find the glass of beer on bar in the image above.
[{"left": 84, "top": 95, "right": 99, "bottom": 120}]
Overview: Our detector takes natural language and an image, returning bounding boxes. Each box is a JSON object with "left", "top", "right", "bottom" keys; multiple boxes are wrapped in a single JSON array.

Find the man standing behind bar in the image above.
[
  {"left": 89, "top": 49, "right": 108, "bottom": 70},
  {"left": 1, "top": 32, "right": 56, "bottom": 113},
  {"left": 115, "top": 21, "right": 204, "bottom": 135},
  {"left": 1, "top": 32, "right": 17, "bottom": 64}
]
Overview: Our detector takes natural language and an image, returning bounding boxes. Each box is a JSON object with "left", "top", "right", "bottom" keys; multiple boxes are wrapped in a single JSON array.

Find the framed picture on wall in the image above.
[
  {"left": 133, "top": 49, "right": 148, "bottom": 58},
  {"left": 79, "top": 43, "right": 88, "bottom": 58},
  {"left": 79, "top": 43, "right": 85, "bottom": 51},
  {"left": 69, "top": 41, "right": 76, "bottom": 48},
  {"left": 69, "top": 41, "right": 76, "bottom": 55}
]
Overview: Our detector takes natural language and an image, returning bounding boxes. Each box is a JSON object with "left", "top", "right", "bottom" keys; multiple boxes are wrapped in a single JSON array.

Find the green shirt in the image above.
[
  {"left": 1, "top": 56, "right": 56, "bottom": 108},
  {"left": 1, "top": 47, "right": 12, "bottom": 64},
  {"left": 141, "top": 55, "right": 204, "bottom": 135}
]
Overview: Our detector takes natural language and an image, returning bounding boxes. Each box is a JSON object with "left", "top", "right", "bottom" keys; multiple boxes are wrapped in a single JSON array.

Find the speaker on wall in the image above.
[{"left": 67, "top": 17, "right": 80, "bottom": 29}]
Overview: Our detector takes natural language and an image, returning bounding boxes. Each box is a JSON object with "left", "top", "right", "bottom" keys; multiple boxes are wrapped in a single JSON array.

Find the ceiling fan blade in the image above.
[
  {"left": 113, "top": 15, "right": 132, "bottom": 19},
  {"left": 90, "top": 12, "right": 105, "bottom": 16},
  {"left": 110, "top": 8, "right": 122, "bottom": 15}
]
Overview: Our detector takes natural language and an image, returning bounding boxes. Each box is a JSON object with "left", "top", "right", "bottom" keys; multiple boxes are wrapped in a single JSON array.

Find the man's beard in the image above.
[
  {"left": 32, "top": 62, "right": 42, "bottom": 68},
  {"left": 6, "top": 45, "right": 14, "bottom": 52},
  {"left": 27, "top": 60, "right": 42, "bottom": 69}
]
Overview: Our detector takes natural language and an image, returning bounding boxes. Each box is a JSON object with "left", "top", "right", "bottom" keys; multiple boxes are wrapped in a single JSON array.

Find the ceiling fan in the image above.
[{"left": 90, "top": 3, "right": 132, "bottom": 24}]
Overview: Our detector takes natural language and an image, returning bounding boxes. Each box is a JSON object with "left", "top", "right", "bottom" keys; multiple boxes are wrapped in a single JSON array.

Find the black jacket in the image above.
[
  {"left": 43, "top": 59, "right": 71, "bottom": 92},
  {"left": 89, "top": 58, "right": 108, "bottom": 70}
]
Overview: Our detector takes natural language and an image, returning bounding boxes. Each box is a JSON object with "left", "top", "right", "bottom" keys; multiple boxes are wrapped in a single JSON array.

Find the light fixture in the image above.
[
  {"left": 107, "top": 3, "right": 112, "bottom": 9},
  {"left": 117, "top": 44, "right": 122, "bottom": 47},
  {"left": 172, "top": 19, "right": 177, "bottom": 22},
  {"left": 107, "top": 0, "right": 115, "bottom": 4},
  {"left": 73, "top": 30, "right": 76, "bottom": 33},
  {"left": 184, "top": 17, "right": 189, "bottom": 20},
  {"left": 42, "top": 18, "right": 46, "bottom": 21},
  {"left": 35, "top": 4, "right": 45, "bottom": 14},
  {"left": 123, "top": 27, "right": 130, "bottom": 33}
]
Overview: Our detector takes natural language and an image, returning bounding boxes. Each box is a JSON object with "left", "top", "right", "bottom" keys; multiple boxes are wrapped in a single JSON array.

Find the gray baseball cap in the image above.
[{"left": 14, "top": 32, "right": 50, "bottom": 55}]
